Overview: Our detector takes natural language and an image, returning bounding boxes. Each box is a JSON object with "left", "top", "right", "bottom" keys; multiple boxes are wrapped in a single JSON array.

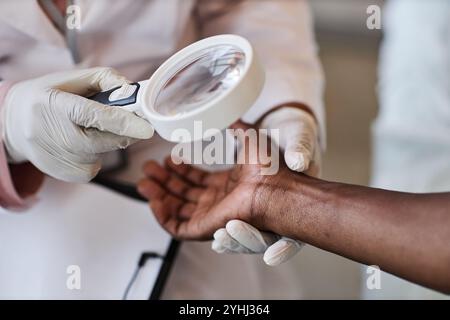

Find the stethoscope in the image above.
[{"left": 39, "top": 0, "right": 81, "bottom": 63}]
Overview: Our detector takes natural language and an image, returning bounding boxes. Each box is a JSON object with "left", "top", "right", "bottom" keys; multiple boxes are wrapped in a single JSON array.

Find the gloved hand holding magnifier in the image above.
[{"left": 90, "top": 35, "right": 265, "bottom": 142}]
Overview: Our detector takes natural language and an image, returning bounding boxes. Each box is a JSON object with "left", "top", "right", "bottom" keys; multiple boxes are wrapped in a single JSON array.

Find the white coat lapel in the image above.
[{"left": 0, "top": 0, "right": 67, "bottom": 48}]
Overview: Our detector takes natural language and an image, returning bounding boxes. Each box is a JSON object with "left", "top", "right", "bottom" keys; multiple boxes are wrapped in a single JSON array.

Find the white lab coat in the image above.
[
  {"left": 368, "top": 0, "right": 450, "bottom": 299},
  {"left": 0, "top": 0, "right": 324, "bottom": 299}
]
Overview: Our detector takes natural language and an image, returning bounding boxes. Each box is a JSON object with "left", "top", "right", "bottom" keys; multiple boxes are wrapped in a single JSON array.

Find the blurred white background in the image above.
[{"left": 289, "top": 0, "right": 383, "bottom": 298}]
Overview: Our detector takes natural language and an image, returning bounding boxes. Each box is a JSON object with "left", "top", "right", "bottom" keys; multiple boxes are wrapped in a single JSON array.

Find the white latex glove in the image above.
[
  {"left": 212, "top": 107, "right": 321, "bottom": 266},
  {"left": 213, "top": 220, "right": 306, "bottom": 266},
  {"left": 2, "top": 67, "right": 154, "bottom": 183},
  {"left": 264, "top": 107, "right": 321, "bottom": 178}
]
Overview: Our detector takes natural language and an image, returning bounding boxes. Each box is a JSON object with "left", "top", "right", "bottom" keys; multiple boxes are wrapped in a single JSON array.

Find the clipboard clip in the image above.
[{"left": 123, "top": 251, "right": 165, "bottom": 300}]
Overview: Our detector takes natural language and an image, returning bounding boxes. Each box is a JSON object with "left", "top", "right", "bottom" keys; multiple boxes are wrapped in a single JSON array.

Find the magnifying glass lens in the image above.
[{"left": 154, "top": 45, "right": 246, "bottom": 117}]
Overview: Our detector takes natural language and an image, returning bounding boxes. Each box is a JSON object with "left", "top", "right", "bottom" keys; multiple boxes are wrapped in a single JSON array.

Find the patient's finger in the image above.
[
  {"left": 150, "top": 192, "right": 186, "bottom": 226},
  {"left": 151, "top": 200, "right": 178, "bottom": 232},
  {"left": 137, "top": 178, "right": 165, "bottom": 200},
  {"left": 179, "top": 203, "right": 196, "bottom": 219},
  {"left": 150, "top": 199, "right": 166, "bottom": 223},
  {"left": 139, "top": 178, "right": 186, "bottom": 219},
  {"left": 165, "top": 157, "right": 207, "bottom": 186},
  {"left": 185, "top": 188, "right": 204, "bottom": 203},
  {"left": 166, "top": 157, "right": 229, "bottom": 188},
  {"left": 143, "top": 160, "right": 170, "bottom": 183},
  {"left": 165, "top": 174, "right": 203, "bottom": 203},
  {"left": 161, "top": 192, "right": 185, "bottom": 218},
  {"left": 151, "top": 203, "right": 195, "bottom": 240}
]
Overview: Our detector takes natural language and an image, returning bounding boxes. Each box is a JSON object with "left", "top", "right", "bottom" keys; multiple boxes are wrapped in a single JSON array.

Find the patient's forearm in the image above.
[{"left": 260, "top": 176, "right": 450, "bottom": 293}]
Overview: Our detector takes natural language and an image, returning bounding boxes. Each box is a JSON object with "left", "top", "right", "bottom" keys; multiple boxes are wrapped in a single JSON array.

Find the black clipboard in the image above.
[{"left": 93, "top": 176, "right": 179, "bottom": 300}]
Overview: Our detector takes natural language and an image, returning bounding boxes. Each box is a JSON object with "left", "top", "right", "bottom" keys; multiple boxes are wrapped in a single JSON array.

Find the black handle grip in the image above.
[{"left": 88, "top": 82, "right": 140, "bottom": 106}]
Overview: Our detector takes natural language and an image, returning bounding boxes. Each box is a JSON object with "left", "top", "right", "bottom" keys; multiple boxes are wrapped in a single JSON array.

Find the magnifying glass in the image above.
[{"left": 89, "top": 35, "right": 265, "bottom": 142}]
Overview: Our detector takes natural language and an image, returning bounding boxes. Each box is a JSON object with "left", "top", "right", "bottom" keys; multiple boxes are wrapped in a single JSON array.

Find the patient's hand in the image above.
[
  {"left": 137, "top": 157, "right": 259, "bottom": 240},
  {"left": 137, "top": 122, "right": 294, "bottom": 240}
]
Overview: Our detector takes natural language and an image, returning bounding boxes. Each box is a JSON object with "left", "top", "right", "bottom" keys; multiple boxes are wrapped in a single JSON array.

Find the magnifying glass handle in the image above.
[
  {"left": 88, "top": 80, "right": 148, "bottom": 115},
  {"left": 89, "top": 82, "right": 140, "bottom": 105}
]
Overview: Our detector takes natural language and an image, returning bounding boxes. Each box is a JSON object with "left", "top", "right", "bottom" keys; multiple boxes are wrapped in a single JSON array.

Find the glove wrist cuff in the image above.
[
  {"left": 1, "top": 83, "right": 26, "bottom": 164},
  {"left": 256, "top": 102, "right": 317, "bottom": 126},
  {"left": 260, "top": 105, "right": 318, "bottom": 134}
]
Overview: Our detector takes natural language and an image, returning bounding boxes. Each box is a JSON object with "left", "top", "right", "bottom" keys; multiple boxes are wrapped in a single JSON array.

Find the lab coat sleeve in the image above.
[
  {"left": 195, "top": 0, "right": 326, "bottom": 148},
  {"left": 0, "top": 82, "right": 39, "bottom": 210}
]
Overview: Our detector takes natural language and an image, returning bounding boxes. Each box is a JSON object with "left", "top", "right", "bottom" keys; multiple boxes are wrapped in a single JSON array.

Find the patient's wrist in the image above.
[{"left": 258, "top": 172, "right": 340, "bottom": 242}]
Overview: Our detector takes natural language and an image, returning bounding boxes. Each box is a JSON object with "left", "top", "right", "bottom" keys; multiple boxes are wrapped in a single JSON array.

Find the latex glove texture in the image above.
[{"left": 2, "top": 67, "right": 153, "bottom": 183}]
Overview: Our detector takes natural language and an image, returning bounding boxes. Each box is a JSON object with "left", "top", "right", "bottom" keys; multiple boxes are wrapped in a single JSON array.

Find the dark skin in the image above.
[
  {"left": 138, "top": 122, "right": 450, "bottom": 294},
  {"left": 9, "top": 163, "right": 45, "bottom": 199}
]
